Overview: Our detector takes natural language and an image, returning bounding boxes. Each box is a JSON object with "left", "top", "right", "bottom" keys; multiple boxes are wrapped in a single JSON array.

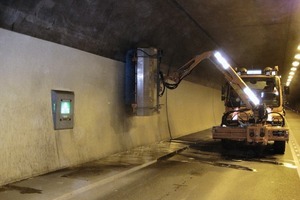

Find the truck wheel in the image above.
[{"left": 274, "top": 141, "right": 285, "bottom": 154}]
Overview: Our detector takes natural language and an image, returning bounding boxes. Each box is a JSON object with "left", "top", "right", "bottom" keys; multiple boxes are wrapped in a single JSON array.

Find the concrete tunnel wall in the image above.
[{"left": 0, "top": 28, "right": 223, "bottom": 185}]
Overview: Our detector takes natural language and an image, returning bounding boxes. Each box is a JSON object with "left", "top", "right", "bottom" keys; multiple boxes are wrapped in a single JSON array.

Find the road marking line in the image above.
[{"left": 287, "top": 122, "right": 300, "bottom": 179}]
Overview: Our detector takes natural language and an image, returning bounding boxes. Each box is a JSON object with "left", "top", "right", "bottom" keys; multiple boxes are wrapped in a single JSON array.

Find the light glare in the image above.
[
  {"left": 214, "top": 52, "right": 230, "bottom": 69},
  {"left": 243, "top": 87, "right": 260, "bottom": 106},
  {"left": 286, "top": 45, "right": 300, "bottom": 88},
  {"left": 247, "top": 70, "right": 262, "bottom": 75},
  {"left": 289, "top": 71, "right": 295, "bottom": 75},
  {"left": 291, "top": 67, "right": 297, "bottom": 71},
  {"left": 292, "top": 61, "right": 300, "bottom": 67},
  {"left": 295, "top": 54, "right": 300, "bottom": 60}
]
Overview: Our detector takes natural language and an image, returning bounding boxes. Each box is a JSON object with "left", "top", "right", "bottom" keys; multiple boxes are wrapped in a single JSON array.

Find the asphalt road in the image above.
[{"left": 75, "top": 110, "right": 300, "bottom": 200}]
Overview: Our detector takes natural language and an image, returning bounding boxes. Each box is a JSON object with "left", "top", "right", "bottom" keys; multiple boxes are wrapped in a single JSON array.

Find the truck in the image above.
[
  {"left": 211, "top": 64, "right": 289, "bottom": 154},
  {"left": 160, "top": 50, "right": 289, "bottom": 154}
]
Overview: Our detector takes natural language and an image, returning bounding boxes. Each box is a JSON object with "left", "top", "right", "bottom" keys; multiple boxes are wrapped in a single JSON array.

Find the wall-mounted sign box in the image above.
[{"left": 51, "top": 90, "right": 74, "bottom": 130}]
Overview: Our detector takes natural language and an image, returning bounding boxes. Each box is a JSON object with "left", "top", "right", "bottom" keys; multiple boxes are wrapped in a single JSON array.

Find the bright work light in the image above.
[
  {"left": 243, "top": 87, "right": 260, "bottom": 106},
  {"left": 214, "top": 52, "right": 230, "bottom": 69}
]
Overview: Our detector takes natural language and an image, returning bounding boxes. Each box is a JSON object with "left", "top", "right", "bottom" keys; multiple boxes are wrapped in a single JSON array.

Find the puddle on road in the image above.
[
  {"left": 61, "top": 163, "right": 135, "bottom": 179},
  {"left": 282, "top": 162, "right": 298, "bottom": 169},
  {"left": 212, "top": 162, "right": 257, "bottom": 171},
  {"left": 177, "top": 152, "right": 297, "bottom": 172},
  {"left": 246, "top": 158, "right": 297, "bottom": 169},
  {"left": 0, "top": 184, "right": 42, "bottom": 194},
  {"left": 178, "top": 154, "right": 257, "bottom": 172},
  {"left": 171, "top": 141, "right": 297, "bottom": 172}
]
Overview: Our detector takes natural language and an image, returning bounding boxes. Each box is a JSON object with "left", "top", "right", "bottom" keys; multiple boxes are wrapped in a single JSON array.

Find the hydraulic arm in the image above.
[{"left": 161, "top": 51, "right": 260, "bottom": 110}]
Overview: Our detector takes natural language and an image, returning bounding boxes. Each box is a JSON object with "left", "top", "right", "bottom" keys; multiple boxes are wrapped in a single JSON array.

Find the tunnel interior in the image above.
[{"left": 1, "top": 0, "right": 300, "bottom": 186}]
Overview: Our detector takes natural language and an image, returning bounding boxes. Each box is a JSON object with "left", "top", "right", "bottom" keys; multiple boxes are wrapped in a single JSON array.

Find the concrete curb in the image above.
[{"left": 157, "top": 146, "right": 189, "bottom": 161}]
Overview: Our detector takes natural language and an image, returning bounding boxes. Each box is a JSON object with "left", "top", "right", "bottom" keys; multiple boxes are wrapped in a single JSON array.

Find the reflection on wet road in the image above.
[
  {"left": 170, "top": 134, "right": 297, "bottom": 174},
  {"left": 168, "top": 140, "right": 297, "bottom": 173}
]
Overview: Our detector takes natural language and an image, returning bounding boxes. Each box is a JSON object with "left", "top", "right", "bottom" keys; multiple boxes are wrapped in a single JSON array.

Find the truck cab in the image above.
[
  {"left": 223, "top": 68, "right": 285, "bottom": 120},
  {"left": 214, "top": 67, "right": 289, "bottom": 154}
]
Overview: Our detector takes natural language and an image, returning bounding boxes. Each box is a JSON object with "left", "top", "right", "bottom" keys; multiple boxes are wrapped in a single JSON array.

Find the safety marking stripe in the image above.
[{"left": 287, "top": 122, "right": 300, "bottom": 179}]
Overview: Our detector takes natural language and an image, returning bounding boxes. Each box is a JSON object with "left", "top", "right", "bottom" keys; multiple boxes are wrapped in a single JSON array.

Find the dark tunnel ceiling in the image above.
[{"left": 1, "top": 0, "right": 300, "bottom": 104}]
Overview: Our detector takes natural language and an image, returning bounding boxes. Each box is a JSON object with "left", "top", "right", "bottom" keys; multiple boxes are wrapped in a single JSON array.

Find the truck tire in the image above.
[{"left": 274, "top": 141, "right": 285, "bottom": 154}]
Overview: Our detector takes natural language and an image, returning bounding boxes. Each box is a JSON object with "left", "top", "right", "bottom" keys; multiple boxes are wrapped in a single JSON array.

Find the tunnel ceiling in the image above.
[{"left": 1, "top": 0, "right": 300, "bottom": 104}]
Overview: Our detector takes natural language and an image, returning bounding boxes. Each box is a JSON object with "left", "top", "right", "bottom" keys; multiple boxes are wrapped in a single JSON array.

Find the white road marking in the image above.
[{"left": 287, "top": 122, "right": 300, "bottom": 179}]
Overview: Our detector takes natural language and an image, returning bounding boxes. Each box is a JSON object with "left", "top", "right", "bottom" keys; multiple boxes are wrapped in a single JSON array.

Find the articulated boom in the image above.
[{"left": 163, "top": 51, "right": 260, "bottom": 110}]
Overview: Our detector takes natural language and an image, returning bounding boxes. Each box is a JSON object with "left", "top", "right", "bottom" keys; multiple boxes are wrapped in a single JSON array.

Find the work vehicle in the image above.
[
  {"left": 160, "top": 51, "right": 289, "bottom": 154},
  {"left": 212, "top": 65, "right": 289, "bottom": 154}
]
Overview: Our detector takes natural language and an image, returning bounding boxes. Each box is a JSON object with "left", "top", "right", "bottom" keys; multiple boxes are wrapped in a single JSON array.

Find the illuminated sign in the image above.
[
  {"left": 61, "top": 100, "right": 71, "bottom": 114},
  {"left": 247, "top": 70, "right": 262, "bottom": 75},
  {"left": 51, "top": 90, "right": 74, "bottom": 130}
]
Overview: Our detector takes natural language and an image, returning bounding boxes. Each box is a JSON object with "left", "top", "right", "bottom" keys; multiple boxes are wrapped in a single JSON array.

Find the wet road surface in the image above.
[{"left": 75, "top": 124, "right": 300, "bottom": 200}]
